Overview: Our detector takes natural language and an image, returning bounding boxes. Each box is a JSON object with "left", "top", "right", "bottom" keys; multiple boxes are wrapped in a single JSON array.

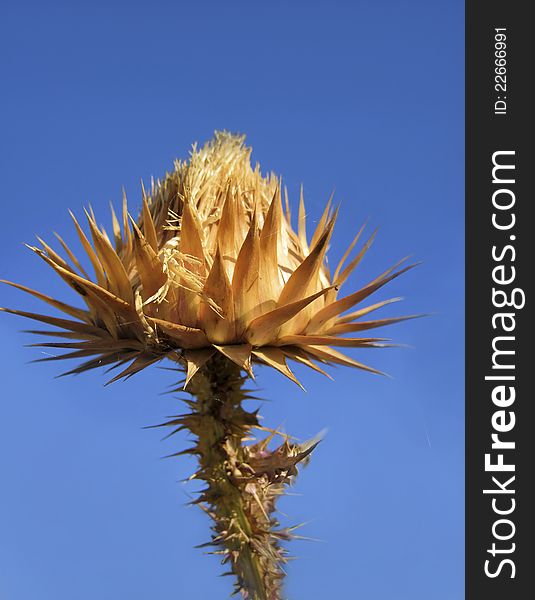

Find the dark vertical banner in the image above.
[{"left": 466, "top": 2, "right": 533, "bottom": 599}]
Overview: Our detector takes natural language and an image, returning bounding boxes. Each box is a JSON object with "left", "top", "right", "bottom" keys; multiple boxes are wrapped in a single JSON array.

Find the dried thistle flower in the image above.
[{"left": 2, "top": 132, "right": 416, "bottom": 599}]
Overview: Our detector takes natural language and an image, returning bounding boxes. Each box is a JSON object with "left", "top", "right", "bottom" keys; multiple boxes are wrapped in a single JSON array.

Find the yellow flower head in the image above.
[{"left": 2, "top": 132, "right": 415, "bottom": 387}]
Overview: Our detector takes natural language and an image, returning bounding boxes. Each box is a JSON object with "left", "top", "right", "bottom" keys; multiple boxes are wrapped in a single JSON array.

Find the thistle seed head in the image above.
[{"left": 2, "top": 131, "right": 416, "bottom": 386}]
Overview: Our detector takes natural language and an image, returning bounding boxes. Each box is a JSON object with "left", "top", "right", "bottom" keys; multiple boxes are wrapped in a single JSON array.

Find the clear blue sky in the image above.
[{"left": 0, "top": 1, "right": 464, "bottom": 599}]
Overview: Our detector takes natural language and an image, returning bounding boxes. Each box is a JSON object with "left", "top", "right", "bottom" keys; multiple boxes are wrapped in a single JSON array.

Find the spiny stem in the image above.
[{"left": 185, "top": 354, "right": 285, "bottom": 600}]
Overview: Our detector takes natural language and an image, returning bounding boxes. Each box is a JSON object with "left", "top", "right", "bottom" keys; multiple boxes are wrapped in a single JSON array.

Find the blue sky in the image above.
[{"left": 0, "top": 1, "right": 464, "bottom": 599}]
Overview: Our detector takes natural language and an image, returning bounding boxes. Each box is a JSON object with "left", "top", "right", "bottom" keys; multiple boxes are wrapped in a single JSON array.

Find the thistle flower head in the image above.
[{"left": 2, "top": 132, "right": 415, "bottom": 386}]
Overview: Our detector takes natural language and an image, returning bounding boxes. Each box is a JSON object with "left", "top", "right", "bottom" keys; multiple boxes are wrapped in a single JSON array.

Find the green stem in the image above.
[{"left": 185, "top": 354, "right": 284, "bottom": 600}]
